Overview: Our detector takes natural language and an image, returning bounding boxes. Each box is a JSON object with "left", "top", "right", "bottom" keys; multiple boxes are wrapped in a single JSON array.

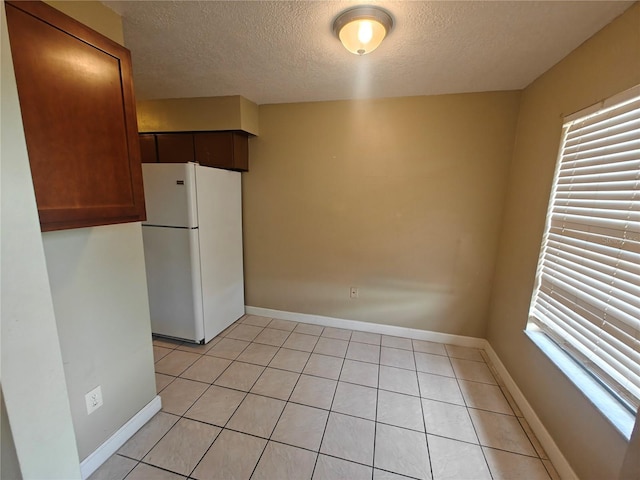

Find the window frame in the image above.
[{"left": 526, "top": 85, "right": 640, "bottom": 439}]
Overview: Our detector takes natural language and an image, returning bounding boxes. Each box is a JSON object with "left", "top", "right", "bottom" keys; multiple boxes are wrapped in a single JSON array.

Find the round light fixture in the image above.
[{"left": 333, "top": 6, "right": 393, "bottom": 56}]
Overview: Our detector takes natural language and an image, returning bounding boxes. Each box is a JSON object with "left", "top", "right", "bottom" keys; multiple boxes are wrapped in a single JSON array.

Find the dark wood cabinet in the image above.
[
  {"left": 139, "top": 134, "right": 158, "bottom": 163},
  {"left": 194, "top": 132, "right": 248, "bottom": 171},
  {"left": 6, "top": 0, "right": 146, "bottom": 231},
  {"left": 194, "top": 132, "right": 234, "bottom": 169},
  {"left": 140, "top": 131, "right": 250, "bottom": 171},
  {"left": 156, "top": 133, "right": 195, "bottom": 163}
]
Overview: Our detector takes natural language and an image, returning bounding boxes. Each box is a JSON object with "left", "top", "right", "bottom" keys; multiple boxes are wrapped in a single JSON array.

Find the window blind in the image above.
[{"left": 528, "top": 88, "right": 640, "bottom": 412}]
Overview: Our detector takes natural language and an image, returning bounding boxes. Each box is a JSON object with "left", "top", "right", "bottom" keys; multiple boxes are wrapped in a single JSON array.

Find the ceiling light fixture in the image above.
[{"left": 333, "top": 6, "right": 393, "bottom": 56}]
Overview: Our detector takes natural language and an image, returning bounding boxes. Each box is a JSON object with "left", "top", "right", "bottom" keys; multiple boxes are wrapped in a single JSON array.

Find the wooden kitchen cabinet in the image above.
[
  {"left": 5, "top": 0, "right": 146, "bottom": 231},
  {"left": 139, "top": 134, "right": 158, "bottom": 163},
  {"left": 194, "top": 132, "right": 249, "bottom": 171},
  {"left": 141, "top": 131, "right": 250, "bottom": 171},
  {"left": 156, "top": 133, "right": 195, "bottom": 163}
]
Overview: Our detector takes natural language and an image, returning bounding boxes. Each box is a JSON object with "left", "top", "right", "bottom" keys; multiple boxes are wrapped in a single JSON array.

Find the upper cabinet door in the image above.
[
  {"left": 5, "top": 1, "right": 146, "bottom": 231},
  {"left": 156, "top": 133, "right": 195, "bottom": 163},
  {"left": 139, "top": 134, "right": 158, "bottom": 163},
  {"left": 194, "top": 131, "right": 249, "bottom": 171},
  {"left": 194, "top": 132, "right": 234, "bottom": 169}
]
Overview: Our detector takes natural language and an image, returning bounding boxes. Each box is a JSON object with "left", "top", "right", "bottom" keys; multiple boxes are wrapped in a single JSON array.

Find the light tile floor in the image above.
[{"left": 90, "top": 315, "right": 561, "bottom": 480}]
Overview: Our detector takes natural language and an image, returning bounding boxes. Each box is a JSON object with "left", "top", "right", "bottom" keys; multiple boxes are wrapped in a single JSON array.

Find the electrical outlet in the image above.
[
  {"left": 350, "top": 286, "right": 359, "bottom": 299},
  {"left": 85, "top": 386, "right": 103, "bottom": 415}
]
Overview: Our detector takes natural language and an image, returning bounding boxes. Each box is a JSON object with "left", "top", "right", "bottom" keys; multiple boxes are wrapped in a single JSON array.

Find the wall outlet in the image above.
[
  {"left": 350, "top": 286, "right": 359, "bottom": 299},
  {"left": 85, "top": 386, "right": 103, "bottom": 415}
]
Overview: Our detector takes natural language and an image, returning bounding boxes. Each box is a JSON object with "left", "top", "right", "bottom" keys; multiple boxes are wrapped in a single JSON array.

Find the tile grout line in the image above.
[
  {"left": 371, "top": 337, "right": 382, "bottom": 480},
  {"left": 541, "top": 457, "right": 559, "bottom": 480},
  {"left": 118, "top": 422, "right": 550, "bottom": 479},
  {"left": 185, "top": 387, "right": 249, "bottom": 477},
  {"left": 458, "top": 355, "right": 549, "bottom": 468},
  {"left": 179, "top": 317, "right": 275, "bottom": 479},
  {"left": 179, "top": 320, "right": 255, "bottom": 478},
  {"left": 123, "top": 459, "right": 187, "bottom": 479},
  {"left": 413, "top": 339, "right": 435, "bottom": 480},
  {"left": 244, "top": 320, "right": 302, "bottom": 480},
  {"left": 149, "top": 318, "right": 255, "bottom": 479},
  {"left": 447, "top": 348, "right": 497, "bottom": 480},
  {"left": 115, "top": 316, "right": 246, "bottom": 478},
  {"left": 309, "top": 327, "right": 350, "bottom": 478},
  {"left": 131, "top": 340, "right": 235, "bottom": 478},
  {"left": 175, "top": 321, "right": 356, "bottom": 465}
]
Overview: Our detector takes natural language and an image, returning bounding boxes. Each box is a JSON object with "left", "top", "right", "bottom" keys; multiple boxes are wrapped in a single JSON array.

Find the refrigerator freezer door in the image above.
[
  {"left": 142, "top": 226, "right": 205, "bottom": 342},
  {"left": 142, "top": 163, "right": 198, "bottom": 228},
  {"left": 194, "top": 165, "right": 245, "bottom": 342}
]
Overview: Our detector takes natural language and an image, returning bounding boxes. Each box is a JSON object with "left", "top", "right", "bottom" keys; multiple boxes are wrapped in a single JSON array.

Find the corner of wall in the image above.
[
  {"left": 482, "top": 88, "right": 525, "bottom": 341},
  {"left": 483, "top": 3, "right": 640, "bottom": 478},
  {"left": 1, "top": 2, "right": 81, "bottom": 476},
  {"left": 620, "top": 415, "right": 640, "bottom": 480},
  {"left": 1, "top": 388, "right": 23, "bottom": 480},
  {"left": 239, "top": 95, "right": 260, "bottom": 135},
  {"left": 44, "top": 1, "right": 124, "bottom": 45}
]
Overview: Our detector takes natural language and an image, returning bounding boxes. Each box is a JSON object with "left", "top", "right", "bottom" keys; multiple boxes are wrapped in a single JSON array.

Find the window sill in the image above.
[{"left": 525, "top": 329, "right": 635, "bottom": 440}]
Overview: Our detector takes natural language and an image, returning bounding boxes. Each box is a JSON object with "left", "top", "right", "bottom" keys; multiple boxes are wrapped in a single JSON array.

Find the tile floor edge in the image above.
[
  {"left": 80, "top": 395, "right": 162, "bottom": 480},
  {"left": 244, "top": 306, "right": 486, "bottom": 349},
  {"left": 482, "top": 342, "right": 578, "bottom": 480}
]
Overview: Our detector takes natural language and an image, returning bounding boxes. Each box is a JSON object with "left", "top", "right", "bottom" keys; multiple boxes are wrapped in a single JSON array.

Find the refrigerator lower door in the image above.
[{"left": 142, "top": 226, "right": 204, "bottom": 343}]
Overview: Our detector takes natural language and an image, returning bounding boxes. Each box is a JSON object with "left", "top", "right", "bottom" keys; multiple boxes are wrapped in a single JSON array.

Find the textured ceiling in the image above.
[{"left": 104, "top": 1, "right": 633, "bottom": 105}]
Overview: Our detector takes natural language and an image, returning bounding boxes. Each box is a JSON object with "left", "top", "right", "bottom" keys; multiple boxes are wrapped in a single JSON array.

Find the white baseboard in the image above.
[
  {"left": 483, "top": 342, "right": 578, "bottom": 480},
  {"left": 245, "top": 306, "right": 486, "bottom": 348},
  {"left": 80, "top": 395, "right": 162, "bottom": 480}
]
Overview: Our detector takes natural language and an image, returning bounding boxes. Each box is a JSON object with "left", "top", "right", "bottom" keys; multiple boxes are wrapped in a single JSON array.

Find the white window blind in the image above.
[{"left": 528, "top": 87, "right": 640, "bottom": 412}]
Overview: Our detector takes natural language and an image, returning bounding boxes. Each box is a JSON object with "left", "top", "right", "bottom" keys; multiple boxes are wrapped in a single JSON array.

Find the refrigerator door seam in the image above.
[{"left": 142, "top": 225, "right": 198, "bottom": 230}]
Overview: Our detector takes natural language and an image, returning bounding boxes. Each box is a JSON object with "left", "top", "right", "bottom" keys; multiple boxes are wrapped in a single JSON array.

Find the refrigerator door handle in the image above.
[
  {"left": 186, "top": 163, "right": 199, "bottom": 228},
  {"left": 189, "top": 227, "right": 205, "bottom": 342}
]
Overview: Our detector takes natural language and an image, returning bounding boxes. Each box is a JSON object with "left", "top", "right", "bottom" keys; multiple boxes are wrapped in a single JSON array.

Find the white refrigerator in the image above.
[{"left": 141, "top": 162, "right": 245, "bottom": 344}]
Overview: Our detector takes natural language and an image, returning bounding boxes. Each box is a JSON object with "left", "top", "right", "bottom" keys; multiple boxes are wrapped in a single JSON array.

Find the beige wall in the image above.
[
  {"left": 621, "top": 417, "right": 640, "bottom": 479},
  {"left": 244, "top": 92, "right": 520, "bottom": 337},
  {"left": 43, "top": 223, "right": 156, "bottom": 460},
  {"left": 240, "top": 95, "right": 260, "bottom": 135},
  {"left": 1, "top": 390, "right": 22, "bottom": 480},
  {"left": 40, "top": 0, "right": 157, "bottom": 462},
  {"left": 137, "top": 95, "right": 259, "bottom": 135},
  {"left": 1, "top": 1, "right": 80, "bottom": 477},
  {"left": 46, "top": 0, "right": 124, "bottom": 44},
  {"left": 486, "top": 3, "right": 640, "bottom": 479}
]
